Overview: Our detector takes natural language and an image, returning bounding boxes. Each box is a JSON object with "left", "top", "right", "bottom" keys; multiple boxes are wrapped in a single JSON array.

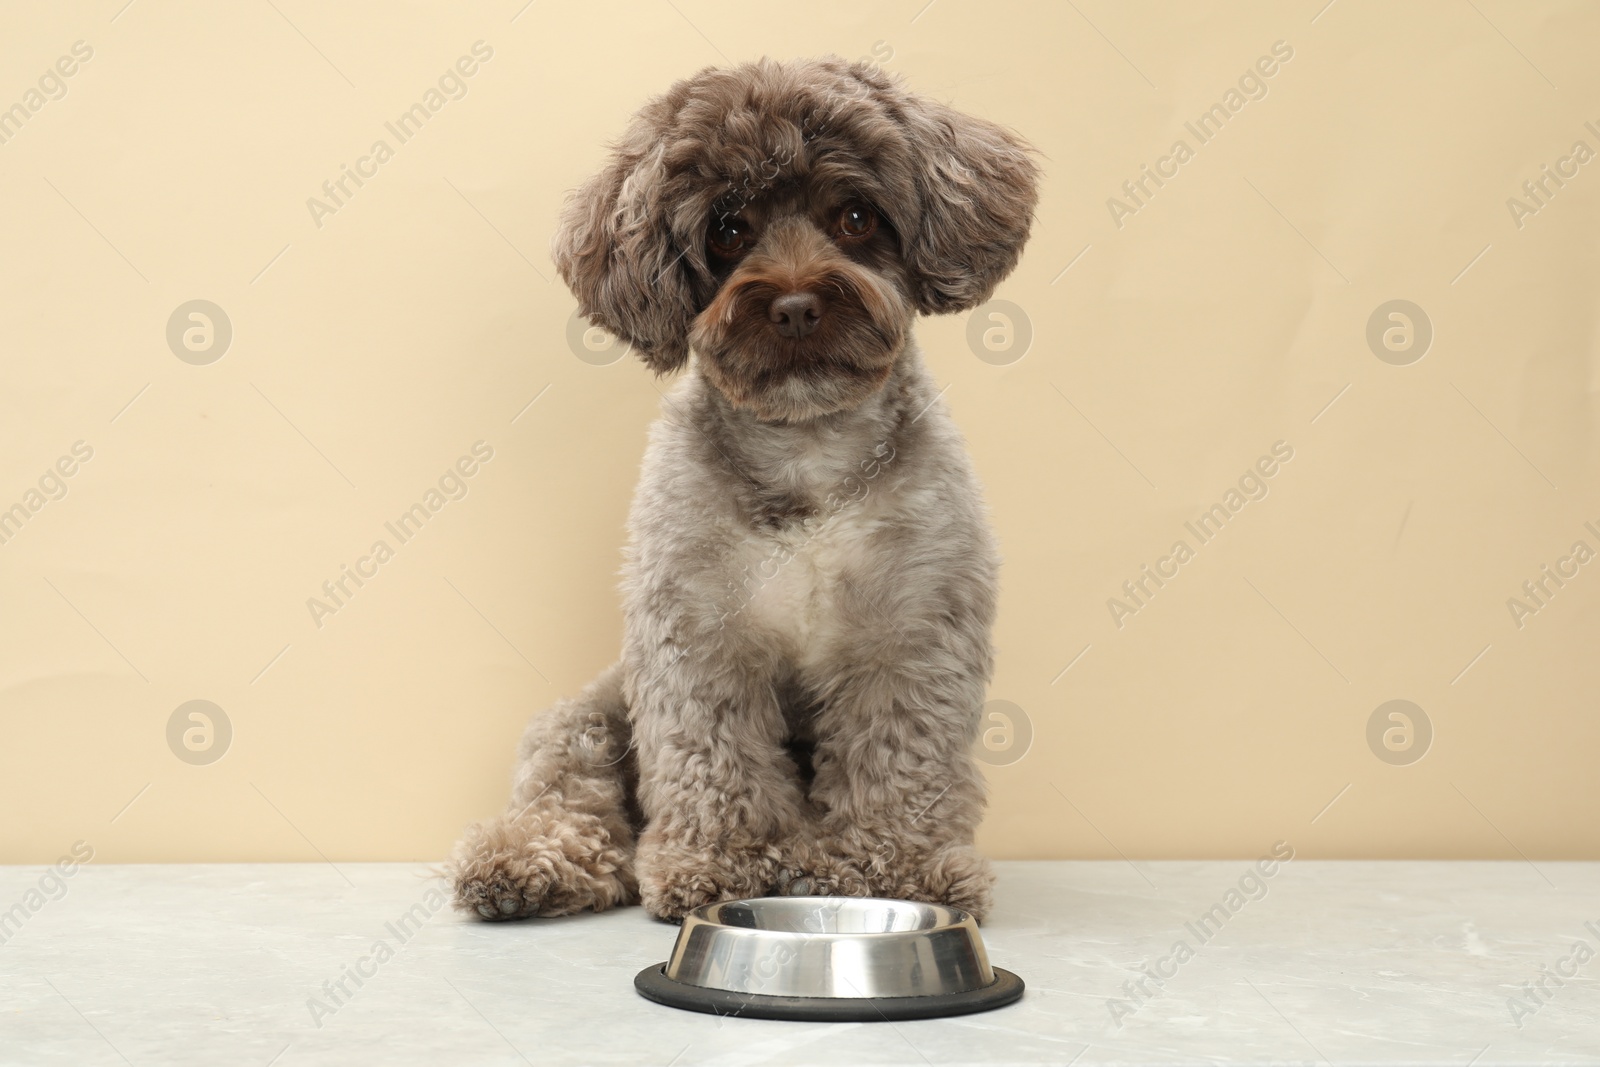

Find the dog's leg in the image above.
[
  {"left": 629, "top": 641, "right": 808, "bottom": 921},
  {"left": 801, "top": 632, "right": 997, "bottom": 921},
  {"left": 446, "top": 663, "right": 640, "bottom": 919}
]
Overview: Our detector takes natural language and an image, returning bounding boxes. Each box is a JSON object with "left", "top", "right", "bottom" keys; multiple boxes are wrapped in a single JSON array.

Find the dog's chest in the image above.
[{"left": 729, "top": 502, "right": 881, "bottom": 663}]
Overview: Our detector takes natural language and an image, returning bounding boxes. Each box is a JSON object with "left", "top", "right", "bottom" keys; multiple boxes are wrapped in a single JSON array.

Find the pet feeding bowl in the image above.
[{"left": 634, "top": 896, "right": 1024, "bottom": 1021}]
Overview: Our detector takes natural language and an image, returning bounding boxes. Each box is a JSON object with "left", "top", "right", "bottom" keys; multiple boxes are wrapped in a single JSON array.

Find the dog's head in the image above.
[{"left": 553, "top": 56, "right": 1039, "bottom": 422}]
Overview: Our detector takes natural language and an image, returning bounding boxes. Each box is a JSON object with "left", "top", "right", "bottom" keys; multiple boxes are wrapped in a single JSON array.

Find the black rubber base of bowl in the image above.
[{"left": 633, "top": 964, "right": 1025, "bottom": 1022}]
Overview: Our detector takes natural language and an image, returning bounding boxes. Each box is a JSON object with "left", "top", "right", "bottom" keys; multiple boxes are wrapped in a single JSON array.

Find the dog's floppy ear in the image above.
[
  {"left": 552, "top": 124, "right": 696, "bottom": 374},
  {"left": 892, "top": 90, "right": 1040, "bottom": 315}
]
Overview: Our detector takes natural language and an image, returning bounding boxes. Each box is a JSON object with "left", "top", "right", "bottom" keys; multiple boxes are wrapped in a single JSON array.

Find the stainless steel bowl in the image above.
[{"left": 634, "top": 896, "right": 1024, "bottom": 1021}]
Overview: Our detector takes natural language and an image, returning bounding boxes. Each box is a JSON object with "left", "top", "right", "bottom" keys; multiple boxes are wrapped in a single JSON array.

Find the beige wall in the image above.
[{"left": 3, "top": 1, "right": 1596, "bottom": 866}]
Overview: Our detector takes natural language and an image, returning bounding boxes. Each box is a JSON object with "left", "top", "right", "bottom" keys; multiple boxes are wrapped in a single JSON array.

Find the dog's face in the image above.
[
  {"left": 554, "top": 57, "right": 1038, "bottom": 423},
  {"left": 687, "top": 184, "right": 913, "bottom": 421}
]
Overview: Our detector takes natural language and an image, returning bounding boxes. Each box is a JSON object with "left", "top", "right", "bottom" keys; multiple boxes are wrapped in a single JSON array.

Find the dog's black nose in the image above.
[{"left": 768, "top": 292, "right": 822, "bottom": 339}]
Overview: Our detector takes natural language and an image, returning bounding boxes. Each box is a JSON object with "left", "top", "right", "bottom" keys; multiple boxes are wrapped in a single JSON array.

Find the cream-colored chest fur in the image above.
[{"left": 731, "top": 500, "right": 884, "bottom": 667}]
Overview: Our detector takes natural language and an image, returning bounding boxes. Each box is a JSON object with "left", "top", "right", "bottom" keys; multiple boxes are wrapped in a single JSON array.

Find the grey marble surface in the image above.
[{"left": 0, "top": 860, "right": 1596, "bottom": 1065}]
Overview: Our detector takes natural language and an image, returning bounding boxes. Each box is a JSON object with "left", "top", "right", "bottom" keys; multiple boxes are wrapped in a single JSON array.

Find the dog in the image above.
[{"left": 447, "top": 55, "right": 1038, "bottom": 923}]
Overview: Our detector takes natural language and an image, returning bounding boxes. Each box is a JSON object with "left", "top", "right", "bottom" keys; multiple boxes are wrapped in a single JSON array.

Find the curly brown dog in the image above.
[{"left": 448, "top": 55, "right": 1038, "bottom": 923}]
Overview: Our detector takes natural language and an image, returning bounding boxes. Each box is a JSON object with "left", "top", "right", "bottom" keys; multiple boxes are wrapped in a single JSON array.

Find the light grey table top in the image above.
[{"left": 0, "top": 860, "right": 1595, "bottom": 1065}]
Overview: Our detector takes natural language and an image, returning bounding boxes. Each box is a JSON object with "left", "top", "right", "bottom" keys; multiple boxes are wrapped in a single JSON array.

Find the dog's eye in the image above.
[
  {"left": 837, "top": 203, "right": 878, "bottom": 240},
  {"left": 708, "top": 216, "right": 752, "bottom": 259}
]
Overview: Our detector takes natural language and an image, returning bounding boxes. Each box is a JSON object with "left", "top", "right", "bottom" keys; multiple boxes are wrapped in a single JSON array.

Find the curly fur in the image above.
[{"left": 448, "top": 55, "right": 1038, "bottom": 923}]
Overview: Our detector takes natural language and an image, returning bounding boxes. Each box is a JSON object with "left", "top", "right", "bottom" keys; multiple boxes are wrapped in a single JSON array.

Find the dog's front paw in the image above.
[
  {"left": 804, "top": 837, "right": 995, "bottom": 921},
  {"left": 773, "top": 867, "right": 819, "bottom": 896},
  {"left": 768, "top": 836, "right": 871, "bottom": 899},
  {"left": 452, "top": 855, "right": 552, "bottom": 920},
  {"left": 446, "top": 814, "right": 636, "bottom": 920},
  {"left": 907, "top": 842, "right": 995, "bottom": 921},
  {"left": 637, "top": 838, "right": 782, "bottom": 922}
]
